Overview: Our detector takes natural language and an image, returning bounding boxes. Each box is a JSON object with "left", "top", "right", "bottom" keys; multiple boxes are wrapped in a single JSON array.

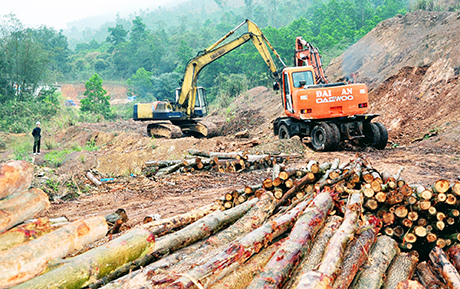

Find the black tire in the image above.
[
  {"left": 327, "top": 123, "right": 341, "bottom": 151},
  {"left": 278, "top": 124, "right": 291, "bottom": 139},
  {"left": 311, "top": 123, "right": 335, "bottom": 152},
  {"left": 360, "top": 122, "right": 381, "bottom": 148},
  {"left": 373, "top": 122, "right": 388, "bottom": 150}
]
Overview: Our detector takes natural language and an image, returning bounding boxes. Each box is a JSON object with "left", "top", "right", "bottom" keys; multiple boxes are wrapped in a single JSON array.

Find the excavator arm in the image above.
[
  {"left": 295, "top": 36, "right": 328, "bottom": 84},
  {"left": 177, "top": 19, "right": 286, "bottom": 116}
]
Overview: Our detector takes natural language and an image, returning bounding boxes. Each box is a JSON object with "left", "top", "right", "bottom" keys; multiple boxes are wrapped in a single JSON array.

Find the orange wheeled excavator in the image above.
[{"left": 272, "top": 37, "right": 388, "bottom": 151}]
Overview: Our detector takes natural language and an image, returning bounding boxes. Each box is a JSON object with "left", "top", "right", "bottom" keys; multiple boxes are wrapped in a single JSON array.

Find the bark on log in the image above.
[
  {"left": 209, "top": 238, "right": 287, "bottom": 289},
  {"left": 0, "top": 188, "right": 50, "bottom": 233},
  {"left": 332, "top": 217, "right": 381, "bottom": 289},
  {"left": 429, "top": 246, "right": 460, "bottom": 289},
  {"left": 0, "top": 216, "right": 108, "bottom": 288},
  {"left": 91, "top": 198, "right": 258, "bottom": 288},
  {"left": 99, "top": 240, "right": 206, "bottom": 289},
  {"left": 447, "top": 244, "right": 460, "bottom": 273},
  {"left": 382, "top": 252, "right": 419, "bottom": 289},
  {"left": 139, "top": 203, "right": 220, "bottom": 236},
  {"left": 416, "top": 261, "right": 447, "bottom": 289},
  {"left": 395, "top": 280, "right": 426, "bottom": 289},
  {"left": 0, "top": 217, "right": 54, "bottom": 251},
  {"left": 188, "top": 149, "right": 245, "bottom": 159},
  {"left": 170, "top": 194, "right": 315, "bottom": 288},
  {"left": 247, "top": 193, "right": 333, "bottom": 289},
  {"left": 0, "top": 160, "right": 34, "bottom": 200},
  {"left": 284, "top": 216, "right": 343, "bottom": 289},
  {"left": 296, "top": 192, "right": 363, "bottom": 289},
  {"left": 350, "top": 235, "right": 399, "bottom": 289},
  {"left": 13, "top": 228, "right": 155, "bottom": 289},
  {"left": 277, "top": 170, "right": 316, "bottom": 207}
]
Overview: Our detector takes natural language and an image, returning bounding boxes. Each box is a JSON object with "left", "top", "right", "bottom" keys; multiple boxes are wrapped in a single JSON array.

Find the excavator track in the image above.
[
  {"left": 176, "top": 120, "right": 218, "bottom": 138},
  {"left": 146, "top": 122, "right": 183, "bottom": 138}
]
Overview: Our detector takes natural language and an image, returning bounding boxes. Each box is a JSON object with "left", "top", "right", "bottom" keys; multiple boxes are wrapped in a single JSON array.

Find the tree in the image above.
[
  {"left": 106, "top": 24, "right": 128, "bottom": 52},
  {"left": 80, "top": 73, "right": 112, "bottom": 119},
  {"left": 127, "top": 68, "right": 154, "bottom": 101}
]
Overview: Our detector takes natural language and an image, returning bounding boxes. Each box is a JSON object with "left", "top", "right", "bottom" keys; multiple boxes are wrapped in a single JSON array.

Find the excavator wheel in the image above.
[
  {"left": 311, "top": 123, "right": 335, "bottom": 152},
  {"left": 373, "top": 122, "right": 388, "bottom": 150},
  {"left": 278, "top": 124, "right": 291, "bottom": 139},
  {"left": 327, "top": 123, "right": 341, "bottom": 150},
  {"left": 360, "top": 123, "right": 381, "bottom": 148}
]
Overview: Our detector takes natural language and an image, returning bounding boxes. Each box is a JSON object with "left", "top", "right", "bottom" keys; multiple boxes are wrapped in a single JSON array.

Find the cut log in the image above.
[
  {"left": 0, "top": 160, "right": 34, "bottom": 199},
  {"left": 333, "top": 217, "right": 381, "bottom": 289},
  {"left": 277, "top": 169, "right": 317, "bottom": 207},
  {"left": 382, "top": 252, "right": 419, "bottom": 289},
  {"left": 170, "top": 194, "right": 315, "bottom": 288},
  {"left": 433, "top": 180, "right": 450, "bottom": 194},
  {"left": 188, "top": 149, "right": 245, "bottom": 159},
  {"left": 209, "top": 238, "right": 287, "bottom": 289},
  {"left": 296, "top": 192, "right": 363, "bottom": 289},
  {"left": 0, "top": 217, "right": 54, "bottom": 252},
  {"left": 447, "top": 244, "right": 460, "bottom": 273},
  {"left": 86, "top": 171, "right": 102, "bottom": 186},
  {"left": 246, "top": 193, "right": 333, "bottom": 289},
  {"left": 452, "top": 181, "right": 460, "bottom": 196},
  {"left": 0, "top": 188, "right": 50, "bottom": 233},
  {"left": 416, "top": 261, "right": 448, "bottom": 289},
  {"left": 284, "top": 216, "right": 343, "bottom": 289},
  {"left": 93, "top": 198, "right": 258, "bottom": 287},
  {"left": 395, "top": 280, "right": 427, "bottom": 289},
  {"left": 349, "top": 235, "right": 399, "bottom": 289},
  {"left": 13, "top": 228, "right": 155, "bottom": 289},
  {"left": 0, "top": 216, "right": 108, "bottom": 288},
  {"left": 429, "top": 246, "right": 460, "bottom": 289},
  {"left": 139, "top": 203, "right": 220, "bottom": 237}
]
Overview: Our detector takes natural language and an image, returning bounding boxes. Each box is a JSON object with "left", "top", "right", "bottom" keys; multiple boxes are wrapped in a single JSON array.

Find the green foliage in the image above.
[
  {"left": 10, "top": 136, "right": 33, "bottom": 161},
  {"left": 44, "top": 149, "right": 70, "bottom": 167},
  {"left": 127, "top": 68, "right": 154, "bottom": 101},
  {"left": 84, "top": 139, "right": 100, "bottom": 151},
  {"left": 80, "top": 73, "right": 112, "bottom": 119}
]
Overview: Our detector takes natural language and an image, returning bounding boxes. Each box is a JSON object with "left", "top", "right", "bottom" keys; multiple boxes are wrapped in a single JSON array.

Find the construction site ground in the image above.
[{"left": 0, "top": 10, "right": 459, "bottom": 234}]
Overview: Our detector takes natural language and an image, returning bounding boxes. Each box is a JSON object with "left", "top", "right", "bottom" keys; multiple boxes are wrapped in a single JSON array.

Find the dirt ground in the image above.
[{"left": 1, "top": 10, "right": 460, "bottom": 231}]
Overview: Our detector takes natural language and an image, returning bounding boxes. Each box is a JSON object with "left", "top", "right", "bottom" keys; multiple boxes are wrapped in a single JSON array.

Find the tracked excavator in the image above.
[
  {"left": 133, "top": 20, "right": 286, "bottom": 138},
  {"left": 272, "top": 37, "right": 388, "bottom": 151}
]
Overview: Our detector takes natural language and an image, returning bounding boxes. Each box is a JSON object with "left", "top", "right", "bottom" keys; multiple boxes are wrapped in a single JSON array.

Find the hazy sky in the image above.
[{"left": 1, "top": 0, "right": 173, "bottom": 30}]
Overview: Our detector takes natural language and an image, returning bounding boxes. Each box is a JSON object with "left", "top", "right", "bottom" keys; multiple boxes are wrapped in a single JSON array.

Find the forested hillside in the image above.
[{"left": 0, "top": 0, "right": 457, "bottom": 134}]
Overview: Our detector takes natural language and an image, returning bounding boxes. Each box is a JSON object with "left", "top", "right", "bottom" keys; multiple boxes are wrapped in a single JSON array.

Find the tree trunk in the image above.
[
  {"left": 0, "top": 217, "right": 54, "bottom": 252},
  {"left": 188, "top": 149, "right": 245, "bottom": 159},
  {"left": 91, "top": 198, "right": 258, "bottom": 288},
  {"left": 12, "top": 228, "right": 155, "bottom": 289},
  {"left": 284, "top": 216, "right": 343, "bottom": 289},
  {"left": 382, "top": 252, "right": 419, "bottom": 289},
  {"left": 277, "top": 171, "right": 316, "bottom": 207},
  {"left": 349, "top": 235, "right": 399, "bottom": 289},
  {"left": 296, "top": 192, "right": 363, "bottom": 289},
  {"left": 0, "top": 160, "right": 34, "bottom": 200},
  {"left": 209, "top": 238, "right": 287, "bottom": 289},
  {"left": 246, "top": 193, "right": 333, "bottom": 289},
  {"left": 170, "top": 195, "right": 315, "bottom": 288},
  {"left": 0, "top": 188, "right": 50, "bottom": 233},
  {"left": 139, "top": 203, "right": 220, "bottom": 236},
  {"left": 332, "top": 217, "right": 381, "bottom": 289},
  {"left": 429, "top": 246, "right": 460, "bottom": 289},
  {"left": 0, "top": 216, "right": 108, "bottom": 288},
  {"left": 416, "top": 261, "right": 447, "bottom": 289}
]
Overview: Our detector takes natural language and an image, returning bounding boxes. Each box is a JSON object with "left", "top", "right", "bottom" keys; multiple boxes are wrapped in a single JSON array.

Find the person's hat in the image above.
[{"left": 36, "top": 121, "right": 41, "bottom": 125}]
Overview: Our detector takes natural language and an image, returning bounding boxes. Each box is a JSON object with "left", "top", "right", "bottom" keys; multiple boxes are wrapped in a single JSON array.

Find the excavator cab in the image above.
[{"left": 175, "top": 86, "right": 208, "bottom": 118}]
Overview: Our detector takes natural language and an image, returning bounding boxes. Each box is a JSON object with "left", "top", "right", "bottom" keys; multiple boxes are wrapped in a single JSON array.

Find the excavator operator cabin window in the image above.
[{"left": 292, "top": 71, "right": 314, "bottom": 88}]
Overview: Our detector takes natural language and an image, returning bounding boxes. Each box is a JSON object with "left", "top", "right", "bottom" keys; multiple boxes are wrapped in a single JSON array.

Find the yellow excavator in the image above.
[{"left": 133, "top": 19, "right": 286, "bottom": 138}]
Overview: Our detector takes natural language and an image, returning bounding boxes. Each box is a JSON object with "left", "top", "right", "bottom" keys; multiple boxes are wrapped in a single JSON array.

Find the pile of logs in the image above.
[
  {"left": 4, "top": 156, "right": 460, "bottom": 289},
  {"left": 145, "top": 149, "right": 293, "bottom": 176}
]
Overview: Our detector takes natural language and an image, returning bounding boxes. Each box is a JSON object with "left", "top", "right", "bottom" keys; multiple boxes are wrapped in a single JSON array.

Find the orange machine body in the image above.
[{"left": 280, "top": 66, "right": 369, "bottom": 120}]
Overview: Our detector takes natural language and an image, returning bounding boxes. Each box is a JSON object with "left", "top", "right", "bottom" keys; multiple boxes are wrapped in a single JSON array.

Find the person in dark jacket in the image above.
[{"left": 32, "top": 121, "right": 41, "bottom": 155}]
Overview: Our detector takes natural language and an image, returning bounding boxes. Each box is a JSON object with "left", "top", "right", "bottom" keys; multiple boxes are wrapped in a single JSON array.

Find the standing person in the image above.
[{"left": 32, "top": 121, "right": 41, "bottom": 155}]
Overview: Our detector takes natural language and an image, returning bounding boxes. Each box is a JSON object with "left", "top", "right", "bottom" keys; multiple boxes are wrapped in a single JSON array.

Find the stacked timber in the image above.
[
  {"left": 145, "top": 149, "right": 293, "bottom": 176},
  {"left": 6, "top": 156, "right": 460, "bottom": 289}
]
